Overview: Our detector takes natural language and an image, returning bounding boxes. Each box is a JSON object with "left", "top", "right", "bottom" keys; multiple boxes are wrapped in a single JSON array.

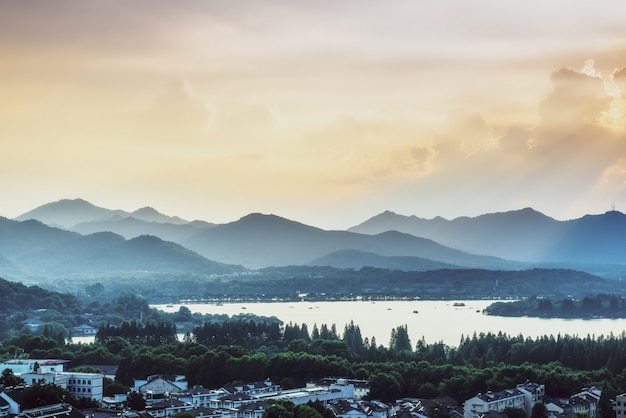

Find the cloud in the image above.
[
  {"left": 210, "top": 99, "right": 279, "bottom": 147},
  {"left": 133, "top": 79, "right": 213, "bottom": 144},
  {"left": 537, "top": 62, "right": 612, "bottom": 128}
]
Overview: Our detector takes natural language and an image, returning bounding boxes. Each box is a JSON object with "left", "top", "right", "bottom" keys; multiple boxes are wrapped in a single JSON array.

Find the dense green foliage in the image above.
[
  {"left": 2, "top": 313, "right": 625, "bottom": 408},
  {"left": 486, "top": 295, "right": 626, "bottom": 318},
  {"left": 1, "top": 274, "right": 625, "bottom": 413},
  {"left": 30, "top": 267, "right": 620, "bottom": 305},
  {"left": 96, "top": 320, "right": 178, "bottom": 346},
  {"left": 0, "top": 278, "right": 80, "bottom": 313}
]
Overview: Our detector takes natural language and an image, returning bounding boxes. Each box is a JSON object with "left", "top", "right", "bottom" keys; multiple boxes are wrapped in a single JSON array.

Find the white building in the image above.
[
  {"left": 0, "top": 359, "right": 67, "bottom": 375},
  {"left": 464, "top": 389, "right": 527, "bottom": 418},
  {"left": 20, "top": 371, "right": 103, "bottom": 402},
  {"left": 464, "top": 382, "right": 545, "bottom": 418},
  {"left": 616, "top": 394, "right": 626, "bottom": 418}
]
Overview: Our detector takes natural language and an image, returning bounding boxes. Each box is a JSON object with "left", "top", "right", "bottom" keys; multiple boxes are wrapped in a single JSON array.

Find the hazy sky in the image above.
[{"left": 2, "top": 1, "right": 626, "bottom": 229}]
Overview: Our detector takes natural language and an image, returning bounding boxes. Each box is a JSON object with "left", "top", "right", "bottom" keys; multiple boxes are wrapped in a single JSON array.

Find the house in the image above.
[
  {"left": 102, "top": 393, "right": 128, "bottom": 408},
  {"left": 143, "top": 398, "right": 193, "bottom": 417},
  {"left": 171, "top": 386, "right": 223, "bottom": 407},
  {"left": 516, "top": 382, "right": 545, "bottom": 414},
  {"left": 545, "top": 387, "right": 601, "bottom": 418},
  {"left": 190, "top": 406, "right": 224, "bottom": 418},
  {"left": 616, "top": 393, "right": 626, "bottom": 418},
  {"left": 134, "top": 375, "right": 188, "bottom": 405},
  {"left": 235, "top": 400, "right": 271, "bottom": 418},
  {"left": 72, "top": 324, "right": 98, "bottom": 335},
  {"left": 328, "top": 399, "right": 368, "bottom": 418},
  {"left": 19, "top": 403, "right": 86, "bottom": 418},
  {"left": 358, "top": 400, "right": 395, "bottom": 418},
  {"left": 220, "top": 380, "right": 280, "bottom": 397},
  {"left": 0, "top": 386, "right": 25, "bottom": 415},
  {"left": 307, "top": 377, "right": 369, "bottom": 400},
  {"left": 210, "top": 393, "right": 255, "bottom": 410},
  {"left": 464, "top": 389, "right": 527, "bottom": 418}
]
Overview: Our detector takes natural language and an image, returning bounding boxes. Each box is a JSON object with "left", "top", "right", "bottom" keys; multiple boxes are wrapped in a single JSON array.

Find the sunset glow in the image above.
[{"left": 2, "top": 1, "right": 626, "bottom": 228}]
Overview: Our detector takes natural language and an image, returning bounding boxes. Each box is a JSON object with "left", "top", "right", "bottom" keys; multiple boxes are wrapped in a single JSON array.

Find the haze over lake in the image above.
[{"left": 152, "top": 300, "right": 626, "bottom": 347}]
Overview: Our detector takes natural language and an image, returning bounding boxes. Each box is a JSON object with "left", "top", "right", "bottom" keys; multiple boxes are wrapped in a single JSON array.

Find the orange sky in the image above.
[{"left": 1, "top": 1, "right": 626, "bottom": 229}]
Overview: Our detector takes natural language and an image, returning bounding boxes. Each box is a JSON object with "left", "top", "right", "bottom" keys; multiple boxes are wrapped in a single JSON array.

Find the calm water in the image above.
[{"left": 148, "top": 300, "right": 626, "bottom": 348}]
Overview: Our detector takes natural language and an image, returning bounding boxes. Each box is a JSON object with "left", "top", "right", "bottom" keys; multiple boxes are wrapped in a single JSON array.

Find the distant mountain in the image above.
[
  {"left": 544, "top": 211, "right": 626, "bottom": 264},
  {"left": 71, "top": 217, "right": 214, "bottom": 241},
  {"left": 16, "top": 198, "right": 188, "bottom": 229},
  {"left": 350, "top": 208, "right": 626, "bottom": 266},
  {"left": 181, "top": 213, "right": 518, "bottom": 269},
  {"left": 20, "top": 199, "right": 626, "bottom": 273},
  {"left": 309, "top": 249, "right": 461, "bottom": 271},
  {"left": 0, "top": 216, "right": 241, "bottom": 279},
  {"left": 130, "top": 207, "right": 187, "bottom": 224}
]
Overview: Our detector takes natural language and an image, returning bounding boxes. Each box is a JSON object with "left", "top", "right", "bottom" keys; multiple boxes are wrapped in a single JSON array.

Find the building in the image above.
[
  {"left": 220, "top": 381, "right": 280, "bottom": 397},
  {"left": 134, "top": 375, "right": 188, "bottom": 405},
  {"left": 516, "top": 382, "right": 545, "bottom": 414},
  {"left": 546, "top": 387, "right": 602, "bottom": 418},
  {"left": 616, "top": 394, "right": 626, "bottom": 418},
  {"left": 72, "top": 324, "right": 98, "bottom": 335},
  {"left": 328, "top": 399, "right": 368, "bottom": 418},
  {"left": 464, "top": 382, "right": 545, "bottom": 418},
  {"left": 0, "top": 360, "right": 68, "bottom": 375},
  {"left": 464, "top": 389, "right": 527, "bottom": 418},
  {"left": 307, "top": 377, "right": 369, "bottom": 400},
  {"left": 19, "top": 403, "right": 86, "bottom": 418},
  {"left": 20, "top": 371, "right": 103, "bottom": 402},
  {"left": 171, "top": 386, "right": 224, "bottom": 408}
]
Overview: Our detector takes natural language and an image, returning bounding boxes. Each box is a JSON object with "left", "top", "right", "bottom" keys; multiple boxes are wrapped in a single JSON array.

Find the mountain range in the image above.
[{"left": 3, "top": 198, "right": 626, "bottom": 279}]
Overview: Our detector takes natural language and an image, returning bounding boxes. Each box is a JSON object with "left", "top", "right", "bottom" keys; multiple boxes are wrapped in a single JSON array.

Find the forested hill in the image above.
[
  {"left": 0, "top": 277, "right": 81, "bottom": 313},
  {"left": 184, "top": 267, "right": 613, "bottom": 301}
]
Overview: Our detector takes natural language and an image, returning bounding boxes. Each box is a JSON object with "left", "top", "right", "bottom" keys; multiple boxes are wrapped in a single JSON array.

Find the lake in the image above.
[{"left": 149, "top": 300, "right": 626, "bottom": 348}]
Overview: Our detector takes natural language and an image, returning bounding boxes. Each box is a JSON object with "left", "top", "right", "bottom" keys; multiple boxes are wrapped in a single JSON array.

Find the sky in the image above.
[{"left": 1, "top": 1, "right": 626, "bottom": 230}]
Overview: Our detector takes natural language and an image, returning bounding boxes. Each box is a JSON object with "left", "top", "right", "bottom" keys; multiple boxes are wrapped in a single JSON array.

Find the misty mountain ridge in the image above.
[
  {"left": 11, "top": 199, "right": 626, "bottom": 275},
  {"left": 180, "top": 213, "right": 517, "bottom": 269},
  {"left": 350, "top": 208, "right": 626, "bottom": 267},
  {"left": 0, "top": 216, "right": 241, "bottom": 279},
  {"left": 308, "top": 249, "right": 461, "bottom": 271},
  {"left": 16, "top": 198, "right": 189, "bottom": 229}
]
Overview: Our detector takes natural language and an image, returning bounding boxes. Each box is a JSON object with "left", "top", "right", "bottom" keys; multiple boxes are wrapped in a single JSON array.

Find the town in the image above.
[{"left": 0, "top": 358, "right": 616, "bottom": 418}]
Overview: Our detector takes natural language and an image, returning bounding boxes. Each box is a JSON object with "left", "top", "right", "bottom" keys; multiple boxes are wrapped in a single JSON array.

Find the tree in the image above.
[
  {"left": 263, "top": 404, "right": 293, "bottom": 418},
  {"left": 174, "top": 413, "right": 195, "bottom": 418},
  {"left": 503, "top": 407, "right": 527, "bottom": 418},
  {"left": 367, "top": 373, "right": 401, "bottom": 403},
  {"left": 531, "top": 402, "right": 549, "bottom": 418},
  {"left": 389, "top": 325, "right": 412, "bottom": 352},
  {"left": 23, "top": 380, "right": 69, "bottom": 409},
  {"left": 293, "top": 405, "right": 323, "bottom": 418},
  {"left": 127, "top": 391, "right": 146, "bottom": 411},
  {"left": 0, "top": 368, "right": 23, "bottom": 386}
]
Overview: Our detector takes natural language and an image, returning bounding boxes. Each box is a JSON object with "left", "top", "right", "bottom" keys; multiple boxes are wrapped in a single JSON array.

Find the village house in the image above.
[
  {"left": 545, "top": 387, "right": 602, "bottom": 418},
  {"left": 71, "top": 324, "right": 98, "bottom": 335},
  {"left": 170, "top": 385, "right": 224, "bottom": 407},
  {"left": 464, "top": 382, "right": 545, "bottom": 418},
  {"left": 133, "top": 375, "right": 188, "bottom": 405}
]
